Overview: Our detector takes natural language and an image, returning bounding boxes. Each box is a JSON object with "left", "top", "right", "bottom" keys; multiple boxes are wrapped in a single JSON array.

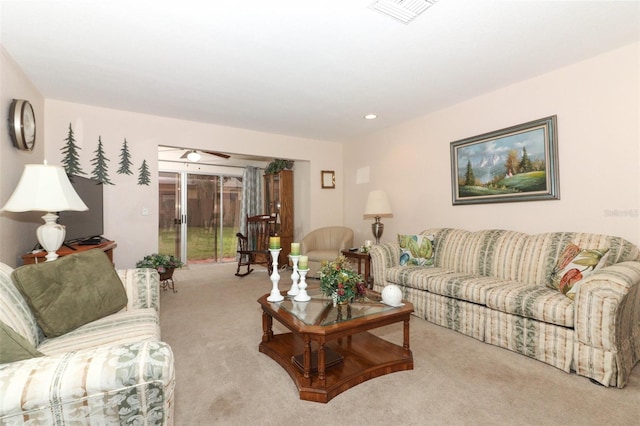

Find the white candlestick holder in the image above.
[
  {"left": 287, "top": 255, "right": 300, "bottom": 296},
  {"left": 294, "top": 269, "right": 311, "bottom": 302},
  {"left": 267, "top": 248, "right": 284, "bottom": 302}
]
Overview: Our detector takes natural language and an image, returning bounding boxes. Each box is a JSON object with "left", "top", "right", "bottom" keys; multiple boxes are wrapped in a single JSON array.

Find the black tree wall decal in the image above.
[
  {"left": 60, "top": 123, "right": 85, "bottom": 177},
  {"left": 91, "top": 136, "right": 114, "bottom": 185},
  {"left": 138, "top": 159, "right": 151, "bottom": 186},
  {"left": 117, "top": 138, "right": 134, "bottom": 175}
]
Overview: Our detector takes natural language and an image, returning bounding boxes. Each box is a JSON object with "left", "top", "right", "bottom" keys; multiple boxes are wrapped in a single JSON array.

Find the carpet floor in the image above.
[{"left": 159, "top": 263, "right": 640, "bottom": 425}]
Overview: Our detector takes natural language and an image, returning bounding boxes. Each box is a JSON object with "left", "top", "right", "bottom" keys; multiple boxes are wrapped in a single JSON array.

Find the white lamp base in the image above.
[{"left": 37, "top": 212, "right": 66, "bottom": 262}]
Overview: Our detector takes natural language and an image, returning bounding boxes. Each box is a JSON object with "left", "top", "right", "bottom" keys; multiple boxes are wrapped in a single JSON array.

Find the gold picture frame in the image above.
[{"left": 321, "top": 170, "right": 335, "bottom": 189}]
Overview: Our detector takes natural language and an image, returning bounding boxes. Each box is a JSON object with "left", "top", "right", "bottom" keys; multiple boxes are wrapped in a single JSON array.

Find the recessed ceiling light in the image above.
[{"left": 364, "top": 114, "right": 378, "bottom": 120}]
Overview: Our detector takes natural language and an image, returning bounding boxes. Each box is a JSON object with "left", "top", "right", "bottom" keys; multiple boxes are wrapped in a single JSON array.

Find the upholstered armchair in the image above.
[{"left": 300, "top": 226, "right": 354, "bottom": 277}]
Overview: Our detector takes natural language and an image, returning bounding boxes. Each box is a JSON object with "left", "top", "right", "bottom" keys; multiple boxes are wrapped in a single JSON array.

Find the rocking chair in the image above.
[{"left": 235, "top": 214, "right": 277, "bottom": 277}]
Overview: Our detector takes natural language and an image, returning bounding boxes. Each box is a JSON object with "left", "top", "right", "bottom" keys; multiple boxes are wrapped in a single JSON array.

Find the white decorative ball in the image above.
[{"left": 381, "top": 284, "right": 403, "bottom": 306}]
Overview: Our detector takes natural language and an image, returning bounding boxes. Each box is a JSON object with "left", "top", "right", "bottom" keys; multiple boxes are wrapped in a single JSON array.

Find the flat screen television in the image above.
[{"left": 58, "top": 175, "right": 104, "bottom": 243}]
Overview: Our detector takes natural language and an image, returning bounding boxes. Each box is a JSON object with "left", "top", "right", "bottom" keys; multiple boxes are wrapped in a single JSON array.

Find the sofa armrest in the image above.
[
  {"left": 369, "top": 243, "right": 401, "bottom": 290},
  {"left": 574, "top": 261, "right": 640, "bottom": 386},
  {"left": 0, "top": 341, "right": 175, "bottom": 424},
  {"left": 117, "top": 268, "right": 160, "bottom": 313}
]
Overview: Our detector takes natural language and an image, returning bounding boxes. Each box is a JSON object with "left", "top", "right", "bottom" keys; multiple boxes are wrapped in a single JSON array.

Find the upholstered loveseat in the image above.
[
  {"left": 0, "top": 249, "right": 175, "bottom": 424},
  {"left": 370, "top": 228, "right": 640, "bottom": 388}
]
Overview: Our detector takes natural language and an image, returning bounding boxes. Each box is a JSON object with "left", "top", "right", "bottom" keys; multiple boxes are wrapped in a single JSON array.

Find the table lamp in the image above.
[
  {"left": 1, "top": 163, "right": 88, "bottom": 261},
  {"left": 363, "top": 190, "right": 393, "bottom": 245}
]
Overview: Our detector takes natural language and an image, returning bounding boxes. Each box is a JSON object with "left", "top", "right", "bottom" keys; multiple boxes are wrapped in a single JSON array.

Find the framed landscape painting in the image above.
[{"left": 450, "top": 115, "right": 559, "bottom": 205}]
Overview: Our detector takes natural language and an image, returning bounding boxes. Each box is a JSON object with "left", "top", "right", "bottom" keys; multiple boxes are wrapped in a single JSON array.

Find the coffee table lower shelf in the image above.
[{"left": 259, "top": 331, "right": 413, "bottom": 403}]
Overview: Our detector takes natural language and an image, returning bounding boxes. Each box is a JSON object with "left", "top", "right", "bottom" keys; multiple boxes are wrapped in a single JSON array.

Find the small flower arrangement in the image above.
[
  {"left": 319, "top": 255, "right": 366, "bottom": 305},
  {"left": 136, "top": 253, "right": 184, "bottom": 274}
]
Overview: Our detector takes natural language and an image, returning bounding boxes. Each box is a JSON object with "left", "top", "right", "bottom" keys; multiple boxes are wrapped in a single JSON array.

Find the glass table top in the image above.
[{"left": 275, "top": 288, "right": 402, "bottom": 326}]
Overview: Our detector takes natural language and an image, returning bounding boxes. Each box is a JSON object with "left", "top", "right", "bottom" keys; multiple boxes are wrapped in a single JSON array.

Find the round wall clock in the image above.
[{"left": 9, "top": 99, "right": 36, "bottom": 151}]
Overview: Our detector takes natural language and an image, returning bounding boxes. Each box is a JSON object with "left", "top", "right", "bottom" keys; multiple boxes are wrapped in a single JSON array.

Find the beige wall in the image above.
[
  {"left": 41, "top": 101, "right": 343, "bottom": 268},
  {"left": 345, "top": 42, "right": 640, "bottom": 248},
  {"left": 0, "top": 46, "right": 344, "bottom": 267},
  {"left": 0, "top": 47, "right": 45, "bottom": 265},
  {"left": 0, "top": 47, "right": 344, "bottom": 268},
  {"left": 3, "top": 41, "right": 639, "bottom": 267}
]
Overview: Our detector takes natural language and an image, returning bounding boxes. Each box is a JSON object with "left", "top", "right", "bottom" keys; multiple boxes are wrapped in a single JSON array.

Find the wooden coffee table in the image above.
[{"left": 258, "top": 289, "right": 413, "bottom": 403}]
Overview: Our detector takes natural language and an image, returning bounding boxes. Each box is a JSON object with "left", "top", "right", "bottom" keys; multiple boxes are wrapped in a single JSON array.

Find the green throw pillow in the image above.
[
  {"left": 11, "top": 249, "right": 128, "bottom": 337},
  {"left": 398, "top": 234, "right": 435, "bottom": 266},
  {"left": 0, "top": 320, "right": 43, "bottom": 363},
  {"left": 549, "top": 243, "right": 610, "bottom": 300}
]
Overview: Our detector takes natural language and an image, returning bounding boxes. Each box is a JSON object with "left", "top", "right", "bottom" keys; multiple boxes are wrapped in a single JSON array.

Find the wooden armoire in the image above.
[{"left": 264, "top": 169, "right": 293, "bottom": 264}]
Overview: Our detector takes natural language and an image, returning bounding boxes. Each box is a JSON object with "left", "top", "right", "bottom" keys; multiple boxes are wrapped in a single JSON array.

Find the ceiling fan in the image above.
[{"left": 180, "top": 149, "right": 231, "bottom": 162}]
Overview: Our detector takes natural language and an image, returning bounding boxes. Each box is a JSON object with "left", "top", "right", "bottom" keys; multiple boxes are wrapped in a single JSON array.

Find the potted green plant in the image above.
[
  {"left": 265, "top": 159, "right": 294, "bottom": 174},
  {"left": 136, "top": 253, "right": 184, "bottom": 280}
]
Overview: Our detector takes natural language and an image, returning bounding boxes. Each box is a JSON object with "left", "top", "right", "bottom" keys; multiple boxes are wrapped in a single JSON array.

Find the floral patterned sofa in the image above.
[
  {"left": 370, "top": 228, "right": 640, "bottom": 388},
  {"left": 0, "top": 250, "right": 175, "bottom": 424}
]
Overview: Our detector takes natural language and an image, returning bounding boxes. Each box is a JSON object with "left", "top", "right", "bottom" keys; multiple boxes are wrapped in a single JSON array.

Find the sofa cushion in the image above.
[
  {"left": 486, "top": 282, "right": 574, "bottom": 328},
  {"left": 38, "top": 308, "right": 160, "bottom": 355},
  {"left": 548, "top": 243, "right": 610, "bottom": 299},
  {"left": 0, "top": 262, "right": 41, "bottom": 347},
  {"left": 11, "top": 249, "right": 128, "bottom": 338},
  {"left": 398, "top": 234, "right": 435, "bottom": 266},
  {"left": 385, "top": 266, "right": 513, "bottom": 306},
  {"left": 385, "top": 266, "right": 455, "bottom": 291},
  {"left": 0, "top": 320, "right": 44, "bottom": 363}
]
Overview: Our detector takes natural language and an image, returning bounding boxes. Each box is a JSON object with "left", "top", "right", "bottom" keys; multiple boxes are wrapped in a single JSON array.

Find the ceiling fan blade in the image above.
[
  {"left": 179, "top": 151, "right": 190, "bottom": 159},
  {"left": 201, "top": 150, "right": 231, "bottom": 159}
]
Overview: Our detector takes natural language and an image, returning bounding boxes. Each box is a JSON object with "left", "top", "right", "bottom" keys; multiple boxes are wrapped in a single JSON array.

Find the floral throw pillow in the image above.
[
  {"left": 398, "top": 234, "right": 435, "bottom": 266},
  {"left": 549, "top": 243, "right": 610, "bottom": 299}
]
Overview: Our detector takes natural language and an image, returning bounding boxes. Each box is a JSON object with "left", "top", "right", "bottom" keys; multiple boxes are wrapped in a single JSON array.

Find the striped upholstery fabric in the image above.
[
  {"left": 370, "top": 227, "right": 640, "bottom": 388},
  {"left": 485, "top": 283, "right": 574, "bottom": 327},
  {"left": 0, "top": 263, "right": 40, "bottom": 347},
  {"left": 0, "top": 341, "right": 174, "bottom": 425},
  {"left": 118, "top": 268, "right": 161, "bottom": 312},
  {"left": 422, "top": 291, "right": 486, "bottom": 341},
  {"left": 0, "top": 263, "right": 174, "bottom": 424},
  {"left": 38, "top": 308, "right": 160, "bottom": 355},
  {"left": 485, "top": 309, "right": 574, "bottom": 372},
  {"left": 573, "top": 261, "right": 640, "bottom": 388}
]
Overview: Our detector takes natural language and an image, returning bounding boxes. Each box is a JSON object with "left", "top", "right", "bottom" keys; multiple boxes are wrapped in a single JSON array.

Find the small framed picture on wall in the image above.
[{"left": 321, "top": 170, "right": 335, "bottom": 189}]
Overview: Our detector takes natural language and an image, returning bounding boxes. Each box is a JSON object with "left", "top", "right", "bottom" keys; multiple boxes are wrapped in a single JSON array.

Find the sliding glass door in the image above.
[
  {"left": 159, "top": 172, "right": 182, "bottom": 260},
  {"left": 158, "top": 171, "right": 242, "bottom": 264}
]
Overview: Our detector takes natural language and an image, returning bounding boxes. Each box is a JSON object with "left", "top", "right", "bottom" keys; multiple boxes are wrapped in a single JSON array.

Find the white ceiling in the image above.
[{"left": 2, "top": 0, "right": 639, "bottom": 143}]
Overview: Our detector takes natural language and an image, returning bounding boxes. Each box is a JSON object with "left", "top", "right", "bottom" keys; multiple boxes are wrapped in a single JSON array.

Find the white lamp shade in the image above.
[
  {"left": 363, "top": 190, "right": 393, "bottom": 217},
  {"left": 1, "top": 164, "right": 88, "bottom": 212}
]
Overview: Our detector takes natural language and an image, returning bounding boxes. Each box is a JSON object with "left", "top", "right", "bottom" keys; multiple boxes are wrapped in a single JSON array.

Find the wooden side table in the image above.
[
  {"left": 341, "top": 249, "right": 373, "bottom": 288},
  {"left": 21, "top": 240, "right": 117, "bottom": 265}
]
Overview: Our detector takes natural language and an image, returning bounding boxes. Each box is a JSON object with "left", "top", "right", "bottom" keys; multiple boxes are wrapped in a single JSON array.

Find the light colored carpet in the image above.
[{"left": 160, "top": 263, "right": 640, "bottom": 425}]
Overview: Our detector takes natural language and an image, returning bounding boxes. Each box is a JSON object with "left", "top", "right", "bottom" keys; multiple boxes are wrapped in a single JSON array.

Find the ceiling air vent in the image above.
[{"left": 370, "top": 0, "right": 439, "bottom": 24}]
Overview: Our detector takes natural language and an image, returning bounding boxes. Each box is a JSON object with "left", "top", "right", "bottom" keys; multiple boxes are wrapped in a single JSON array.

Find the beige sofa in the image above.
[
  {"left": 371, "top": 228, "right": 640, "bottom": 387},
  {"left": 0, "top": 250, "right": 175, "bottom": 424},
  {"left": 300, "top": 226, "right": 353, "bottom": 277}
]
